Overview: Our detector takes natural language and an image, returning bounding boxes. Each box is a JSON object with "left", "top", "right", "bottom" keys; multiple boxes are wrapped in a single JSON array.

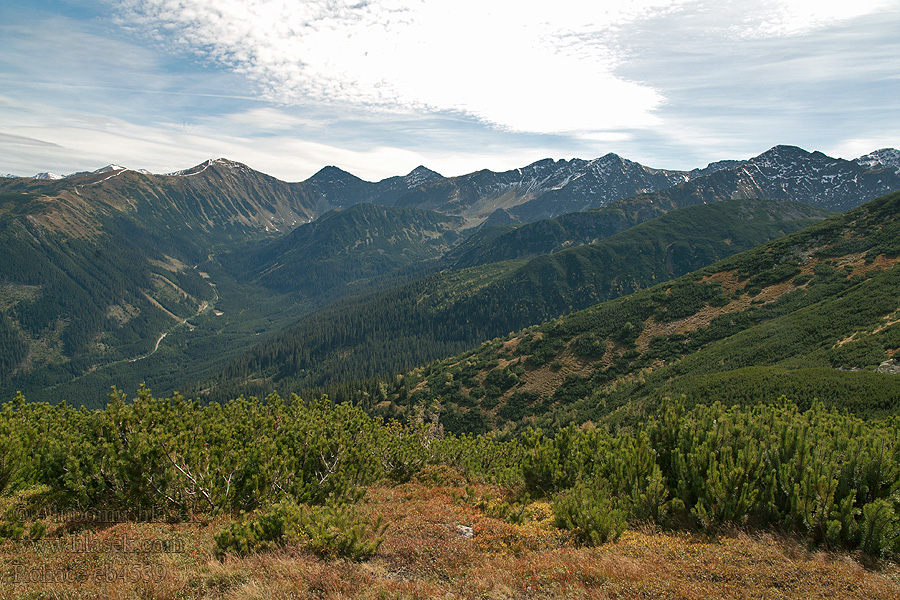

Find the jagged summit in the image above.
[
  {"left": 522, "top": 157, "right": 560, "bottom": 170},
  {"left": 593, "top": 152, "right": 626, "bottom": 165},
  {"left": 690, "top": 159, "right": 745, "bottom": 179},
  {"left": 752, "top": 144, "right": 819, "bottom": 163},
  {"left": 857, "top": 148, "right": 900, "bottom": 174}
]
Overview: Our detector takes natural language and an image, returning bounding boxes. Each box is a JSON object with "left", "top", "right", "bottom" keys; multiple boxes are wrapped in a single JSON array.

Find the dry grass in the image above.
[{"left": 2, "top": 482, "right": 898, "bottom": 600}]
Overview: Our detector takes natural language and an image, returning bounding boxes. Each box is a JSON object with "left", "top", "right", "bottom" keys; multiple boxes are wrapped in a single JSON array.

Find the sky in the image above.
[{"left": 1, "top": 0, "right": 898, "bottom": 181}]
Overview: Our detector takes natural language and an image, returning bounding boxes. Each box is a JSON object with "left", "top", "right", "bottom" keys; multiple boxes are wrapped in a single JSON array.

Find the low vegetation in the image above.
[
  {"left": 2, "top": 389, "right": 898, "bottom": 557},
  {"left": 1, "top": 389, "right": 898, "bottom": 598}
]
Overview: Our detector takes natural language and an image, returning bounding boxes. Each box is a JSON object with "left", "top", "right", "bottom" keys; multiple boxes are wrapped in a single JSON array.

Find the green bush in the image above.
[
  {"left": 859, "top": 499, "right": 899, "bottom": 558},
  {"left": 553, "top": 482, "right": 626, "bottom": 546},
  {"left": 215, "top": 501, "right": 388, "bottom": 560},
  {"left": 4, "top": 386, "right": 899, "bottom": 560},
  {"left": 293, "top": 503, "right": 389, "bottom": 560},
  {"left": 0, "top": 393, "right": 26, "bottom": 495},
  {"left": 0, "top": 518, "right": 24, "bottom": 541}
]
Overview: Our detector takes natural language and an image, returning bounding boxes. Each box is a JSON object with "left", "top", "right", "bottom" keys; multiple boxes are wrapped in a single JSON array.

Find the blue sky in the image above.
[{"left": 1, "top": 0, "right": 898, "bottom": 181}]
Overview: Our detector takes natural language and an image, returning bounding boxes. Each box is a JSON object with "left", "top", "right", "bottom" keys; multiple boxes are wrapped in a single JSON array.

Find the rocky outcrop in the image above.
[{"left": 876, "top": 359, "right": 900, "bottom": 375}]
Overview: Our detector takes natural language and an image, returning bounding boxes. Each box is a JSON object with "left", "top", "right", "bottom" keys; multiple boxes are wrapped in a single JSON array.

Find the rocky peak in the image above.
[
  {"left": 856, "top": 148, "right": 900, "bottom": 174},
  {"left": 93, "top": 164, "right": 128, "bottom": 174},
  {"left": 403, "top": 166, "right": 442, "bottom": 188}
]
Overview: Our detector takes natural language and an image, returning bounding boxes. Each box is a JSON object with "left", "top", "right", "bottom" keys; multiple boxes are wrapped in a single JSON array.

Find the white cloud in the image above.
[
  {"left": 108, "top": 0, "right": 898, "bottom": 138},
  {"left": 829, "top": 136, "right": 900, "bottom": 161},
  {"left": 109, "top": 0, "right": 690, "bottom": 135},
  {"left": 4, "top": 2, "right": 897, "bottom": 179},
  {"left": 730, "top": 0, "right": 898, "bottom": 38},
  {"left": 223, "top": 107, "right": 334, "bottom": 131}
]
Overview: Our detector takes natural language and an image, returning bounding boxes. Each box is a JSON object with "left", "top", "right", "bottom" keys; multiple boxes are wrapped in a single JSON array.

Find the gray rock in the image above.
[
  {"left": 455, "top": 525, "right": 474, "bottom": 538},
  {"left": 876, "top": 359, "right": 900, "bottom": 375}
]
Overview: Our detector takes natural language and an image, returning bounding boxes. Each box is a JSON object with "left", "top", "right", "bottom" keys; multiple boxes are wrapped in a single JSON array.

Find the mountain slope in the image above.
[
  {"left": 443, "top": 196, "right": 672, "bottom": 268},
  {"left": 0, "top": 161, "right": 327, "bottom": 389},
  {"left": 199, "top": 198, "right": 830, "bottom": 401},
  {"left": 402, "top": 146, "right": 900, "bottom": 258},
  {"left": 3, "top": 146, "right": 900, "bottom": 408},
  {"left": 0, "top": 160, "right": 449, "bottom": 401},
  {"left": 370, "top": 190, "right": 900, "bottom": 434},
  {"left": 223, "top": 203, "right": 465, "bottom": 296},
  {"left": 0, "top": 160, "right": 318, "bottom": 251},
  {"left": 0, "top": 159, "right": 445, "bottom": 253}
]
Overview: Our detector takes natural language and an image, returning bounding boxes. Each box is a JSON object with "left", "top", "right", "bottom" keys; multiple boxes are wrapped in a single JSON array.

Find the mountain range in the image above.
[
  {"left": 2, "top": 144, "right": 899, "bottom": 409},
  {"left": 9, "top": 145, "right": 900, "bottom": 224}
]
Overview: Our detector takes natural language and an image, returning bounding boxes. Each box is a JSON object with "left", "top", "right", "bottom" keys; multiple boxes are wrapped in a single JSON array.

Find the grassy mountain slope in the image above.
[
  {"left": 370, "top": 190, "right": 900, "bottom": 434},
  {"left": 0, "top": 203, "right": 214, "bottom": 379},
  {"left": 0, "top": 162, "right": 354, "bottom": 402},
  {"left": 0, "top": 162, "right": 320, "bottom": 253},
  {"left": 442, "top": 197, "right": 670, "bottom": 268},
  {"left": 199, "top": 198, "right": 830, "bottom": 401},
  {"left": 224, "top": 203, "right": 465, "bottom": 296},
  {"left": 0, "top": 160, "right": 325, "bottom": 388},
  {"left": 0, "top": 202, "right": 310, "bottom": 405}
]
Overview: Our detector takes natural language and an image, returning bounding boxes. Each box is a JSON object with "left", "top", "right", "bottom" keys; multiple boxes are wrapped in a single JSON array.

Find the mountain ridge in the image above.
[{"left": 7, "top": 144, "right": 899, "bottom": 227}]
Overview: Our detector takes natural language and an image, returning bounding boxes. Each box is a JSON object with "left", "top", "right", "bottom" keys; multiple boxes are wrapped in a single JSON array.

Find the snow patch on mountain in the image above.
[
  {"left": 167, "top": 160, "right": 215, "bottom": 177},
  {"left": 403, "top": 166, "right": 442, "bottom": 188},
  {"left": 856, "top": 148, "right": 900, "bottom": 175},
  {"left": 94, "top": 164, "right": 128, "bottom": 174}
]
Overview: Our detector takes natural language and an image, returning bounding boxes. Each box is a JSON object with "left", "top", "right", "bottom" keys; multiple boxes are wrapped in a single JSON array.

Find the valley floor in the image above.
[{"left": 2, "top": 480, "right": 898, "bottom": 600}]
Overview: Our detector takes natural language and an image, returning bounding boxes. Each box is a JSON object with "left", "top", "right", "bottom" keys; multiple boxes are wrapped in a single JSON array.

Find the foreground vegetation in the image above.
[
  {"left": 2, "top": 390, "right": 898, "bottom": 557},
  {"left": 4, "top": 482, "right": 899, "bottom": 599},
  {"left": 1, "top": 389, "right": 898, "bottom": 597}
]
